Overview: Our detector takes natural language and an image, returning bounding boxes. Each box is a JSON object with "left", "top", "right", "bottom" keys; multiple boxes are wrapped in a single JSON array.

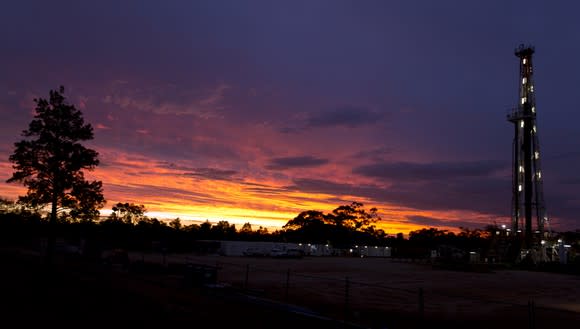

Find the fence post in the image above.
[
  {"left": 528, "top": 299, "right": 535, "bottom": 329},
  {"left": 285, "top": 268, "right": 291, "bottom": 301},
  {"left": 418, "top": 287, "right": 424, "bottom": 324},
  {"left": 344, "top": 276, "right": 350, "bottom": 324},
  {"left": 215, "top": 261, "right": 219, "bottom": 283},
  {"left": 244, "top": 264, "right": 250, "bottom": 291}
]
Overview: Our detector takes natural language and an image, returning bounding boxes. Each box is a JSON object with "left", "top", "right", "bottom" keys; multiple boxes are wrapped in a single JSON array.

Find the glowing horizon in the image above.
[{"left": 1, "top": 146, "right": 501, "bottom": 236}]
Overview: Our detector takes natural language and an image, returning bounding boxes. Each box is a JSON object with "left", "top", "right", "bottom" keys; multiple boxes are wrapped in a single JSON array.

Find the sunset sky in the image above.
[{"left": 1, "top": 1, "right": 579, "bottom": 234}]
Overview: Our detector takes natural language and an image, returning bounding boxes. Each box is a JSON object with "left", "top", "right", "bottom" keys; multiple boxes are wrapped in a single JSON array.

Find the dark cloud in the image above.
[
  {"left": 406, "top": 215, "right": 447, "bottom": 226},
  {"left": 98, "top": 160, "right": 145, "bottom": 169},
  {"left": 288, "top": 176, "right": 510, "bottom": 219},
  {"left": 156, "top": 162, "right": 238, "bottom": 181},
  {"left": 184, "top": 168, "right": 238, "bottom": 181},
  {"left": 156, "top": 161, "right": 197, "bottom": 172},
  {"left": 106, "top": 183, "right": 207, "bottom": 199},
  {"left": 106, "top": 183, "right": 237, "bottom": 205},
  {"left": 353, "top": 161, "right": 506, "bottom": 182},
  {"left": 350, "top": 146, "right": 393, "bottom": 161},
  {"left": 240, "top": 181, "right": 273, "bottom": 188},
  {"left": 279, "top": 106, "right": 387, "bottom": 133},
  {"left": 406, "top": 215, "right": 491, "bottom": 230},
  {"left": 307, "top": 106, "right": 386, "bottom": 128},
  {"left": 242, "top": 186, "right": 287, "bottom": 195},
  {"left": 266, "top": 156, "right": 329, "bottom": 170},
  {"left": 288, "top": 178, "right": 357, "bottom": 195}
]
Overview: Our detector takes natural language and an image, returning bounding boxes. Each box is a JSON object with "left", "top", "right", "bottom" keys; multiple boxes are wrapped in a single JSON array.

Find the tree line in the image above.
[
  {"left": 6, "top": 197, "right": 579, "bottom": 266},
  {"left": 0, "top": 199, "right": 400, "bottom": 252}
]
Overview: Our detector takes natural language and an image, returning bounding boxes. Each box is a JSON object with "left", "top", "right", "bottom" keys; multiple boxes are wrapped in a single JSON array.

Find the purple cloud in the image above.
[
  {"left": 353, "top": 161, "right": 506, "bottom": 182},
  {"left": 266, "top": 156, "right": 329, "bottom": 170}
]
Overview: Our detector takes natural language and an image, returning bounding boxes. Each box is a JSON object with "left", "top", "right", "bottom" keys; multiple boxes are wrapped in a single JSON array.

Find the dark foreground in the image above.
[
  {"left": 2, "top": 248, "right": 579, "bottom": 329},
  {"left": 0, "top": 249, "right": 366, "bottom": 329}
]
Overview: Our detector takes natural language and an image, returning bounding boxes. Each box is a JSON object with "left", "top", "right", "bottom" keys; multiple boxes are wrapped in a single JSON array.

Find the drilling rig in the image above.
[{"left": 506, "top": 44, "right": 552, "bottom": 262}]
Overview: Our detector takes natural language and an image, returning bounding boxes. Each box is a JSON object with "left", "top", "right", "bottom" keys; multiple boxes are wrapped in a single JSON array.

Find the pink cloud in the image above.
[{"left": 96, "top": 123, "right": 111, "bottom": 130}]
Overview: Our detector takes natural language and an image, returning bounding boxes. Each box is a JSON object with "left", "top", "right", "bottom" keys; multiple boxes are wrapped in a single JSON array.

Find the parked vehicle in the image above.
[
  {"left": 243, "top": 247, "right": 267, "bottom": 257},
  {"left": 271, "top": 248, "right": 304, "bottom": 258}
]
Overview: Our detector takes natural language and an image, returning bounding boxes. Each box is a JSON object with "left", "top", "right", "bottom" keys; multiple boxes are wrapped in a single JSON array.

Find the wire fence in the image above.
[{"left": 130, "top": 253, "right": 579, "bottom": 329}]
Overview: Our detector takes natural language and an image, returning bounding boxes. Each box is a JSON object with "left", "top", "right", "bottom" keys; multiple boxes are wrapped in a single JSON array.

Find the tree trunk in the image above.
[{"left": 46, "top": 192, "right": 57, "bottom": 268}]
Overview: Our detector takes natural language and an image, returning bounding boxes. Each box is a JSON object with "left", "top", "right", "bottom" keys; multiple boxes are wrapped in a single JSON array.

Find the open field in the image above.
[
  {"left": 0, "top": 248, "right": 365, "bottom": 329},
  {"left": 1, "top": 246, "right": 578, "bottom": 329},
  {"left": 135, "top": 252, "right": 580, "bottom": 328}
]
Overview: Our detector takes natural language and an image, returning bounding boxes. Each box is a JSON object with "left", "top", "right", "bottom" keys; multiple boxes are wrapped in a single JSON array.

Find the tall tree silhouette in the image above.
[
  {"left": 282, "top": 203, "right": 382, "bottom": 246},
  {"left": 6, "top": 86, "right": 104, "bottom": 264}
]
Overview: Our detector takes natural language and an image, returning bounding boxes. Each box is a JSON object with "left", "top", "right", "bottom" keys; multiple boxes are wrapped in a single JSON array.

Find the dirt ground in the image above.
[
  {"left": 2, "top": 247, "right": 578, "bottom": 329},
  {"left": 0, "top": 249, "right": 362, "bottom": 329},
  {"left": 135, "top": 252, "right": 580, "bottom": 328}
]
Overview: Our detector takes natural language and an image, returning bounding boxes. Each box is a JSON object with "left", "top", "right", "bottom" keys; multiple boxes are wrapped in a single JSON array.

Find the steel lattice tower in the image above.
[{"left": 507, "top": 44, "right": 550, "bottom": 250}]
